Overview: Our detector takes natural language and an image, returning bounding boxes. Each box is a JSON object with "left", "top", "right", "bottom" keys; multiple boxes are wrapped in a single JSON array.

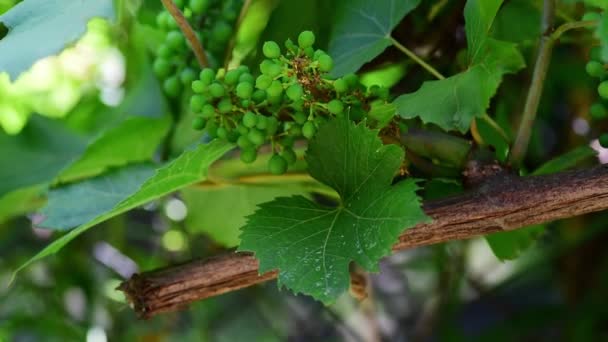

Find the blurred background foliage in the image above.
[{"left": 1, "top": 0, "right": 608, "bottom": 341}]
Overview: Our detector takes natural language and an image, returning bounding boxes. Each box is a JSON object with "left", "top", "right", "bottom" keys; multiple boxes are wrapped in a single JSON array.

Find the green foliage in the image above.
[
  {"left": 0, "top": 0, "right": 114, "bottom": 79},
  {"left": 486, "top": 225, "right": 545, "bottom": 261},
  {"left": 239, "top": 119, "right": 428, "bottom": 303},
  {"left": 328, "top": 0, "right": 420, "bottom": 77}
]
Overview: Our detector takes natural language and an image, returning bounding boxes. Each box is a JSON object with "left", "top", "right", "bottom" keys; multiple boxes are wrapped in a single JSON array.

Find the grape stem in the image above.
[
  {"left": 223, "top": 0, "right": 253, "bottom": 68},
  {"left": 160, "top": 0, "right": 209, "bottom": 68},
  {"left": 509, "top": 0, "right": 597, "bottom": 167},
  {"left": 390, "top": 36, "right": 445, "bottom": 80}
]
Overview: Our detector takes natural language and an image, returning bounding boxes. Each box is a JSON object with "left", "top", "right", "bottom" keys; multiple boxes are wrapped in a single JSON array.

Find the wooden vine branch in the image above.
[
  {"left": 119, "top": 165, "right": 608, "bottom": 319},
  {"left": 160, "top": 0, "right": 209, "bottom": 68}
]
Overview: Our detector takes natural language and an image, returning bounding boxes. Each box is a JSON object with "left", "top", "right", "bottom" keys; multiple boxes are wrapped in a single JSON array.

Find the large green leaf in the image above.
[
  {"left": 0, "top": 116, "right": 87, "bottom": 197},
  {"left": 239, "top": 119, "right": 428, "bottom": 303},
  {"left": 40, "top": 165, "right": 155, "bottom": 230},
  {"left": 14, "top": 140, "right": 233, "bottom": 275},
  {"left": 328, "top": 0, "right": 421, "bottom": 77},
  {"left": 0, "top": 0, "right": 114, "bottom": 79},
  {"left": 182, "top": 183, "right": 313, "bottom": 247},
  {"left": 58, "top": 116, "right": 171, "bottom": 182},
  {"left": 464, "top": 0, "right": 503, "bottom": 62}
]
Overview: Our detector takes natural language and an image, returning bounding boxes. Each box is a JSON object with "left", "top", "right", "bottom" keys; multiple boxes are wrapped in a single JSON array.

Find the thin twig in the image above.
[
  {"left": 160, "top": 0, "right": 209, "bottom": 68},
  {"left": 390, "top": 36, "right": 445, "bottom": 80},
  {"left": 120, "top": 165, "right": 608, "bottom": 318}
]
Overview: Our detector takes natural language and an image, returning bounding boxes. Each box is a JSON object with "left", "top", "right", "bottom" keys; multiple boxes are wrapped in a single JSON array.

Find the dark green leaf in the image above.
[
  {"left": 239, "top": 119, "right": 428, "bottom": 303},
  {"left": 486, "top": 225, "right": 544, "bottom": 261},
  {"left": 0, "top": 0, "right": 114, "bottom": 79}
]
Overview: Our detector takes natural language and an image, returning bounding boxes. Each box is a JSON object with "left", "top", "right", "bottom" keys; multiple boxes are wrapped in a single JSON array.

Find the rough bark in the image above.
[{"left": 119, "top": 165, "right": 608, "bottom": 319}]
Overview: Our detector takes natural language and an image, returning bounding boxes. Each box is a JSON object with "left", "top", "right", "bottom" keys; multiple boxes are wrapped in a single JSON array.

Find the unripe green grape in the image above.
[
  {"left": 590, "top": 103, "right": 608, "bottom": 120},
  {"left": 327, "top": 99, "right": 344, "bottom": 114},
  {"left": 211, "top": 21, "right": 232, "bottom": 43},
  {"left": 286, "top": 84, "right": 303, "bottom": 102},
  {"left": 284, "top": 38, "right": 297, "bottom": 51},
  {"left": 217, "top": 126, "right": 228, "bottom": 139},
  {"left": 268, "top": 154, "right": 288, "bottom": 175},
  {"left": 226, "top": 130, "right": 239, "bottom": 143},
  {"left": 206, "top": 120, "right": 219, "bottom": 137},
  {"left": 266, "top": 116, "right": 279, "bottom": 135},
  {"left": 239, "top": 73, "right": 255, "bottom": 84},
  {"left": 156, "top": 44, "right": 172, "bottom": 58},
  {"left": 240, "top": 148, "right": 257, "bottom": 163},
  {"left": 199, "top": 68, "right": 215, "bottom": 85},
  {"left": 291, "top": 99, "right": 304, "bottom": 111},
  {"left": 167, "top": 16, "right": 178, "bottom": 30},
  {"left": 166, "top": 31, "right": 185, "bottom": 50},
  {"left": 237, "top": 135, "right": 252, "bottom": 148},
  {"left": 224, "top": 69, "right": 241, "bottom": 85},
  {"left": 586, "top": 61, "right": 606, "bottom": 78},
  {"left": 256, "top": 75, "right": 272, "bottom": 90},
  {"left": 599, "top": 81, "right": 608, "bottom": 99},
  {"left": 304, "top": 47, "right": 314, "bottom": 58},
  {"left": 252, "top": 89, "right": 267, "bottom": 103},
  {"left": 293, "top": 111, "right": 307, "bottom": 125},
  {"left": 237, "top": 124, "right": 249, "bottom": 135},
  {"left": 265, "top": 62, "right": 282, "bottom": 78},
  {"left": 241, "top": 99, "right": 251, "bottom": 107},
  {"left": 343, "top": 73, "right": 359, "bottom": 87},
  {"left": 302, "top": 121, "right": 316, "bottom": 139},
  {"left": 267, "top": 94, "right": 283, "bottom": 105},
  {"left": 263, "top": 41, "right": 281, "bottom": 59},
  {"left": 248, "top": 128, "right": 265, "bottom": 146},
  {"left": 192, "top": 80, "right": 206, "bottom": 93},
  {"left": 190, "top": 94, "right": 206, "bottom": 112},
  {"left": 243, "top": 111, "right": 258, "bottom": 128},
  {"left": 208, "top": 82, "right": 225, "bottom": 98},
  {"left": 180, "top": 68, "right": 197, "bottom": 85},
  {"left": 192, "top": 116, "right": 206, "bottom": 130},
  {"left": 201, "top": 104, "right": 215, "bottom": 118},
  {"left": 217, "top": 98, "right": 233, "bottom": 113},
  {"left": 281, "top": 147, "right": 297, "bottom": 165},
  {"left": 334, "top": 78, "right": 348, "bottom": 93},
  {"left": 256, "top": 115, "right": 268, "bottom": 130},
  {"left": 267, "top": 80, "right": 283, "bottom": 97},
  {"left": 156, "top": 12, "right": 169, "bottom": 29},
  {"left": 289, "top": 124, "right": 302, "bottom": 136},
  {"left": 237, "top": 65, "right": 250, "bottom": 73},
  {"left": 236, "top": 82, "right": 254, "bottom": 99},
  {"left": 298, "top": 31, "right": 315, "bottom": 48},
  {"left": 600, "top": 133, "right": 608, "bottom": 148},
  {"left": 163, "top": 76, "right": 182, "bottom": 97},
  {"left": 153, "top": 58, "right": 173, "bottom": 78},
  {"left": 190, "top": 0, "right": 210, "bottom": 14},
  {"left": 318, "top": 54, "right": 333, "bottom": 72}
]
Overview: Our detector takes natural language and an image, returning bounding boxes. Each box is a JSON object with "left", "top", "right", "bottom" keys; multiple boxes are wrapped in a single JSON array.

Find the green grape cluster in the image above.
[
  {"left": 153, "top": 0, "right": 243, "bottom": 98},
  {"left": 190, "top": 31, "right": 389, "bottom": 174}
]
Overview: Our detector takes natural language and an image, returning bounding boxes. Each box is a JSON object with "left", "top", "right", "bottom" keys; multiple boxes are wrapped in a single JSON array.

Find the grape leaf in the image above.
[
  {"left": 39, "top": 165, "right": 155, "bottom": 230},
  {"left": 0, "top": 0, "right": 114, "bottom": 80},
  {"left": 532, "top": 146, "right": 597, "bottom": 176},
  {"left": 328, "top": 0, "right": 421, "bottom": 78},
  {"left": 58, "top": 116, "right": 171, "bottom": 182},
  {"left": 239, "top": 119, "right": 428, "bottom": 303},
  {"left": 182, "top": 183, "right": 313, "bottom": 247},
  {"left": 14, "top": 140, "right": 233, "bottom": 276},
  {"left": 394, "top": 0, "right": 524, "bottom": 133},
  {"left": 486, "top": 225, "right": 544, "bottom": 261},
  {"left": 0, "top": 185, "right": 46, "bottom": 223}
]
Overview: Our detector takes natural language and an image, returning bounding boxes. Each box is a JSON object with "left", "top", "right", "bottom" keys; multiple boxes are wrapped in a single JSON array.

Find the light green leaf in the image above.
[
  {"left": 40, "top": 165, "right": 155, "bottom": 230},
  {"left": 0, "top": 116, "right": 87, "bottom": 197},
  {"left": 368, "top": 101, "right": 396, "bottom": 128},
  {"left": 532, "top": 146, "right": 597, "bottom": 176},
  {"left": 486, "top": 225, "right": 544, "bottom": 261},
  {"left": 464, "top": 0, "right": 504, "bottom": 62},
  {"left": 239, "top": 119, "right": 428, "bottom": 303},
  {"left": 0, "top": 0, "right": 114, "bottom": 79},
  {"left": 14, "top": 140, "right": 233, "bottom": 275},
  {"left": 328, "top": 0, "right": 421, "bottom": 77},
  {"left": 0, "top": 185, "right": 46, "bottom": 223},
  {"left": 59, "top": 116, "right": 171, "bottom": 182},
  {"left": 182, "top": 183, "right": 313, "bottom": 247}
]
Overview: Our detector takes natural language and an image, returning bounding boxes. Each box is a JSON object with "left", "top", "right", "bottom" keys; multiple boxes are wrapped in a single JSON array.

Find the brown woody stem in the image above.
[
  {"left": 160, "top": 0, "right": 209, "bottom": 68},
  {"left": 119, "top": 165, "right": 608, "bottom": 319}
]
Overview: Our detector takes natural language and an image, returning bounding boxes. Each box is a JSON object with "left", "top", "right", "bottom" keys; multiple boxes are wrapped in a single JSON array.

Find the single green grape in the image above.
[
  {"left": 237, "top": 135, "right": 252, "bottom": 148},
  {"left": 586, "top": 61, "right": 606, "bottom": 78},
  {"left": 217, "top": 98, "right": 233, "bottom": 113},
  {"left": 252, "top": 89, "right": 267, "bottom": 103},
  {"left": 163, "top": 76, "right": 182, "bottom": 97},
  {"left": 327, "top": 99, "right": 344, "bottom": 114},
  {"left": 288, "top": 124, "right": 302, "bottom": 136},
  {"left": 192, "top": 80, "right": 205, "bottom": 93},
  {"left": 334, "top": 78, "right": 348, "bottom": 93},
  {"left": 318, "top": 54, "right": 333, "bottom": 72},
  {"left": 190, "top": 0, "right": 210, "bottom": 14},
  {"left": 240, "top": 148, "right": 257, "bottom": 163},
  {"left": 281, "top": 147, "right": 297, "bottom": 165},
  {"left": 248, "top": 128, "right": 265, "bottom": 146},
  {"left": 256, "top": 115, "right": 268, "bottom": 130},
  {"left": 190, "top": 94, "right": 206, "bottom": 112},
  {"left": 243, "top": 111, "right": 258, "bottom": 128},
  {"left": 256, "top": 74, "right": 273, "bottom": 90},
  {"left": 600, "top": 133, "right": 608, "bottom": 148},
  {"left": 265, "top": 62, "right": 282, "bottom": 78},
  {"left": 302, "top": 121, "right": 316, "bottom": 139},
  {"left": 239, "top": 73, "right": 255, "bottom": 84},
  {"left": 266, "top": 116, "right": 279, "bottom": 135},
  {"left": 590, "top": 103, "right": 608, "bottom": 120},
  {"left": 343, "top": 73, "right": 359, "bottom": 87},
  {"left": 201, "top": 104, "right": 215, "bottom": 118},
  {"left": 180, "top": 68, "right": 197, "bottom": 85},
  {"left": 192, "top": 116, "right": 206, "bottom": 130},
  {"left": 210, "top": 21, "right": 232, "bottom": 43},
  {"left": 206, "top": 120, "right": 219, "bottom": 137},
  {"left": 293, "top": 111, "right": 307, "bottom": 125},
  {"left": 599, "top": 81, "right": 608, "bottom": 99},
  {"left": 156, "top": 44, "right": 172, "bottom": 59},
  {"left": 153, "top": 58, "right": 173, "bottom": 79},
  {"left": 298, "top": 31, "right": 315, "bottom": 48},
  {"left": 237, "top": 124, "right": 249, "bottom": 135},
  {"left": 236, "top": 82, "right": 254, "bottom": 99},
  {"left": 263, "top": 41, "right": 281, "bottom": 59},
  {"left": 268, "top": 154, "right": 288, "bottom": 175},
  {"left": 199, "top": 68, "right": 215, "bottom": 85},
  {"left": 166, "top": 31, "right": 185, "bottom": 50},
  {"left": 267, "top": 80, "right": 283, "bottom": 97},
  {"left": 216, "top": 126, "right": 228, "bottom": 139},
  {"left": 208, "top": 82, "right": 225, "bottom": 98},
  {"left": 286, "top": 84, "right": 304, "bottom": 102},
  {"left": 224, "top": 69, "right": 241, "bottom": 85}
]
